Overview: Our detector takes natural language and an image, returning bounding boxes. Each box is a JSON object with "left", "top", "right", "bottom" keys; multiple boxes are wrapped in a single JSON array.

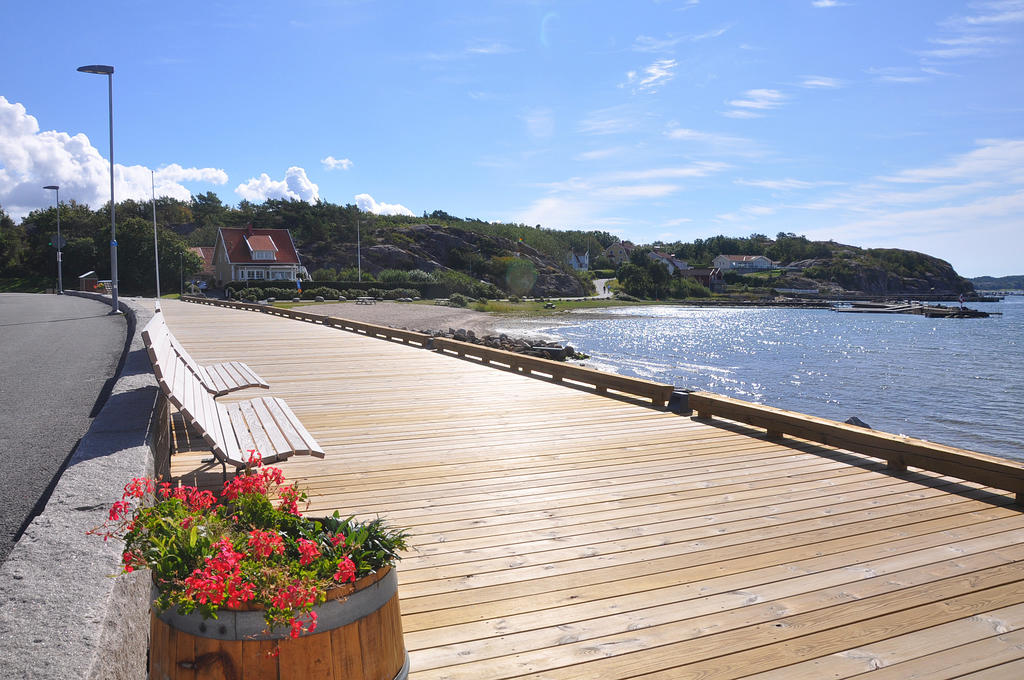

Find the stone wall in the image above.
[{"left": 0, "top": 294, "right": 160, "bottom": 679}]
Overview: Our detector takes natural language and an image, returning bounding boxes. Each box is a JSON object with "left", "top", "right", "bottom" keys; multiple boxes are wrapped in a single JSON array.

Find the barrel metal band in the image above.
[{"left": 153, "top": 567, "right": 398, "bottom": 641}]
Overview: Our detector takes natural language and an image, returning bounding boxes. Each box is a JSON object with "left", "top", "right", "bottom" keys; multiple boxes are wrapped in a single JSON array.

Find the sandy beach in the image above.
[{"left": 312, "top": 301, "right": 565, "bottom": 339}]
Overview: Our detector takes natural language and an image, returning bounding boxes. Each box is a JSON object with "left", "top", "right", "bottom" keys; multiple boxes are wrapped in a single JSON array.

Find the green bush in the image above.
[
  {"left": 448, "top": 293, "right": 470, "bottom": 307},
  {"left": 384, "top": 288, "right": 418, "bottom": 300}
]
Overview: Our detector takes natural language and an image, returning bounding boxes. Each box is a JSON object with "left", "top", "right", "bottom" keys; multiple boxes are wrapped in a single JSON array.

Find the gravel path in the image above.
[{"left": 312, "top": 301, "right": 563, "bottom": 339}]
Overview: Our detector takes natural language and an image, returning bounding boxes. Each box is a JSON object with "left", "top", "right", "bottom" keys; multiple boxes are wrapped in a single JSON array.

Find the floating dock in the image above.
[{"left": 832, "top": 301, "right": 991, "bottom": 318}]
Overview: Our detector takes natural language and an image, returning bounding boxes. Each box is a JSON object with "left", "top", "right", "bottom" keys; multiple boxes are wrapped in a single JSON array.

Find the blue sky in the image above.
[{"left": 1, "top": 0, "right": 1022, "bottom": 276}]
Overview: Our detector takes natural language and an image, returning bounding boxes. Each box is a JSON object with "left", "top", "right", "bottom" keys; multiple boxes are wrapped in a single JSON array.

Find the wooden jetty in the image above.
[
  {"left": 832, "top": 301, "right": 991, "bottom": 318},
  {"left": 162, "top": 299, "right": 1024, "bottom": 679}
]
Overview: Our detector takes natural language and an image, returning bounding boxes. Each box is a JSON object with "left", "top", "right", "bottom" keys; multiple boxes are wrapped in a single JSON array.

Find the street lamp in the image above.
[
  {"left": 77, "top": 64, "right": 120, "bottom": 314},
  {"left": 43, "top": 185, "right": 62, "bottom": 294},
  {"left": 151, "top": 170, "right": 160, "bottom": 298}
]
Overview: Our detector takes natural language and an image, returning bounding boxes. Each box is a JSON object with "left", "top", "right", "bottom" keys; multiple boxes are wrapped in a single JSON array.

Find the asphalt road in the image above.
[{"left": 0, "top": 293, "right": 126, "bottom": 564}]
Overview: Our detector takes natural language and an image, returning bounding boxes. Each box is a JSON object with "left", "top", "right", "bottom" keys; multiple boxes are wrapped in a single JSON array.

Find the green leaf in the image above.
[{"left": 189, "top": 525, "right": 198, "bottom": 548}]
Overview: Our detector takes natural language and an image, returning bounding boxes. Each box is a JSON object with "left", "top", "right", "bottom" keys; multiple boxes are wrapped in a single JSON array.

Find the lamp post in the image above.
[
  {"left": 77, "top": 64, "right": 119, "bottom": 314},
  {"left": 43, "top": 185, "right": 62, "bottom": 294},
  {"left": 151, "top": 170, "right": 160, "bottom": 298}
]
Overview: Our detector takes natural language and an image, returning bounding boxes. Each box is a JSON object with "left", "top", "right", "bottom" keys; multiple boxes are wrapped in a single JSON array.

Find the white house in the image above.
[
  {"left": 713, "top": 254, "right": 774, "bottom": 271},
  {"left": 566, "top": 250, "right": 590, "bottom": 271},
  {"left": 648, "top": 251, "right": 688, "bottom": 274},
  {"left": 213, "top": 226, "right": 307, "bottom": 286}
]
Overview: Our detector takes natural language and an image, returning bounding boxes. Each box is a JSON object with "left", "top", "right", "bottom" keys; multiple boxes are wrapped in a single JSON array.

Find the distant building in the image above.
[
  {"left": 648, "top": 251, "right": 688, "bottom": 274},
  {"left": 213, "top": 225, "right": 307, "bottom": 286},
  {"left": 603, "top": 241, "right": 635, "bottom": 266},
  {"left": 189, "top": 246, "right": 216, "bottom": 286},
  {"left": 713, "top": 254, "right": 774, "bottom": 271},
  {"left": 567, "top": 250, "right": 590, "bottom": 271},
  {"left": 679, "top": 267, "right": 725, "bottom": 293}
]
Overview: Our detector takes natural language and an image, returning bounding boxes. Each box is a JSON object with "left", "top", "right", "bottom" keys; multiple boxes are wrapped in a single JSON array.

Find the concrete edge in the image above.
[{"left": 0, "top": 293, "right": 161, "bottom": 680}]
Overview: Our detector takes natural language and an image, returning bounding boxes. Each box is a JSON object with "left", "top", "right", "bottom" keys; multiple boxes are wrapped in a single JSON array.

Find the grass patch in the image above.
[{"left": 0, "top": 276, "right": 50, "bottom": 293}]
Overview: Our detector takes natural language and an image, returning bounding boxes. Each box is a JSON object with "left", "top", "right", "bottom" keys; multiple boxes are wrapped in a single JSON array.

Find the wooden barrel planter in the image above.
[{"left": 149, "top": 566, "right": 407, "bottom": 680}]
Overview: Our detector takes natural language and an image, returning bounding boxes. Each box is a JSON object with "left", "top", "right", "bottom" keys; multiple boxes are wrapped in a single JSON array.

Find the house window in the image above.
[
  {"left": 245, "top": 269, "right": 265, "bottom": 280},
  {"left": 252, "top": 250, "right": 276, "bottom": 260}
]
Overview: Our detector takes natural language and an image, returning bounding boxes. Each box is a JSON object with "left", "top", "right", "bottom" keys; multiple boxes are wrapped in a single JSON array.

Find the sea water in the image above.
[{"left": 524, "top": 297, "right": 1024, "bottom": 461}]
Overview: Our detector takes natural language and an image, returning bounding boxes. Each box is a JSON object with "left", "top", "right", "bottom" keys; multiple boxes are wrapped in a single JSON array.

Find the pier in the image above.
[
  {"left": 832, "top": 301, "right": 992, "bottom": 318},
  {"left": 163, "top": 299, "right": 1024, "bottom": 679}
]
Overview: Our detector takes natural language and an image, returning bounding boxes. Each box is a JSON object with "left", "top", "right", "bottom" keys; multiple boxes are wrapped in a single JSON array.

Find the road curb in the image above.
[{"left": 0, "top": 293, "right": 159, "bottom": 680}]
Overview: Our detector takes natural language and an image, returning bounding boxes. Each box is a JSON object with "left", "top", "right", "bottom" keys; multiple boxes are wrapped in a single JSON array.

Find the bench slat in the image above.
[
  {"left": 225, "top": 404, "right": 260, "bottom": 466},
  {"left": 263, "top": 397, "right": 325, "bottom": 458},
  {"left": 238, "top": 400, "right": 282, "bottom": 462}
]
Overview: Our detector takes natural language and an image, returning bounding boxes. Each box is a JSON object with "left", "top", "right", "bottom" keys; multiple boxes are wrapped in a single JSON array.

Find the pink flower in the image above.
[{"left": 329, "top": 533, "right": 346, "bottom": 547}]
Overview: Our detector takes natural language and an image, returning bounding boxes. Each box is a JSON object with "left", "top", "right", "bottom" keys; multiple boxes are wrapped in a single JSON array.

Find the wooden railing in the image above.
[
  {"left": 432, "top": 337, "right": 674, "bottom": 407},
  {"left": 687, "top": 391, "right": 1024, "bottom": 503}
]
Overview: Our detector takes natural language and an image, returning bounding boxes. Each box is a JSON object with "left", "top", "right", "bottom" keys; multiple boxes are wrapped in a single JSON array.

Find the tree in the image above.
[{"left": 191, "top": 192, "right": 227, "bottom": 228}]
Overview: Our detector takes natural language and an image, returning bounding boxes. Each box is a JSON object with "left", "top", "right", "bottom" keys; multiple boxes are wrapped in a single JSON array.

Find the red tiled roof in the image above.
[
  {"left": 218, "top": 228, "right": 300, "bottom": 265},
  {"left": 190, "top": 246, "right": 215, "bottom": 275},
  {"left": 246, "top": 235, "right": 278, "bottom": 252}
]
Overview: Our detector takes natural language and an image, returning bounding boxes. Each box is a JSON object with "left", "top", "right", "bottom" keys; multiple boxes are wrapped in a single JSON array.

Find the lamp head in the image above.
[
  {"left": 44, "top": 185, "right": 59, "bottom": 191},
  {"left": 77, "top": 64, "right": 114, "bottom": 75}
]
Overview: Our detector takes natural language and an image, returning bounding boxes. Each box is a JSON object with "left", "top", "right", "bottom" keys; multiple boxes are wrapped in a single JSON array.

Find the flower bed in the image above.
[{"left": 90, "top": 452, "right": 408, "bottom": 643}]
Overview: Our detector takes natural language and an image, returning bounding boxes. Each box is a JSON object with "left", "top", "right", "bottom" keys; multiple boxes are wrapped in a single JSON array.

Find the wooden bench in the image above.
[
  {"left": 142, "top": 316, "right": 324, "bottom": 470},
  {"left": 146, "top": 313, "right": 270, "bottom": 396}
]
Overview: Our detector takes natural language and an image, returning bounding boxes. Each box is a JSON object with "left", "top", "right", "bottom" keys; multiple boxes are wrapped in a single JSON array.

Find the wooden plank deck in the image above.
[{"left": 161, "top": 300, "right": 1024, "bottom": 679}]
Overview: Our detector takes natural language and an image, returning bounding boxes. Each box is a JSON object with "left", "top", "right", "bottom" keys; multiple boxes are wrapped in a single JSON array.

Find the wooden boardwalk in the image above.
[{"left": 162, "top": 300, "right": 1024, "bottom": 679}]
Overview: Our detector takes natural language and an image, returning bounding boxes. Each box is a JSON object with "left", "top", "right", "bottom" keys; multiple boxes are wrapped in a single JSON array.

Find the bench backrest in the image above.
[{"left": 141, "top": 316, "right": 239, "bottom": 464}]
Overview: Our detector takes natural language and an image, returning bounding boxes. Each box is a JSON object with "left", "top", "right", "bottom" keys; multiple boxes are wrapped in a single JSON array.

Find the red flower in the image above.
[
  {"left": 122, "top": 477, "right": 154, "bottom": 499},
  {"left": 296, "top": 539, "right": 321, "bottom": 566},
  {"left": 333, "top": 557, "right": 356, "bottom": 583},
  {"left": 247, "top": 530, "right": 285, "bottom": 559},
  {"left": 108, "top": 501, "right": 131, "bottom": 521}
]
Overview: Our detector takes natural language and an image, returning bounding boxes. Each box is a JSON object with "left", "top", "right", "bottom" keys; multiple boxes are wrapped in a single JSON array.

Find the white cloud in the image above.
[
  {"left": 624, "top": 59, "right": 677, "bottom": 94},
  {"left": 235, "top": 166, "right": 319, "bottom": 203},
  {"left": 466, "top": 41, "right": 516, "bottom": 55},
  {"left": 0, "top": 96, "right": 227, "bottom": 220},
  {"left": 321, "top": 156, "right": 353, "bottom": 171},
  {"left": 811, "top": 1, "right": 846, "bottom": 7},
  {"left": 574, "top": 146, "right": 630, "bottom": 161},
  {"left": 793, "top": 138, "right": 1024, "bottom": 274},
  {"left": 517, "top": 162, "right": 728, "bottom": 229},
  {"left": 723, "top": 89, "right": 787, "bottom": 118},
  {"left": 800, "top": 75, "right": 843, "bottom": 88},
  {"left": 631, "top": 26, "right": 729, "bottom": 53},
  {"left": 736, "top": 177, "right": 842, "bottom": 190},
  {"left": 866, "top": 67, "right": 931, "bottom": 83},
  {"left": 354, "top": 193, "right": 414, "bottom": 216},
  {"left": 729, "top": 89, "right": 786, "bottom": 110},
  {"left": 878, "top": 138, "right": 1024, "bottom": 184},
  {"left": 960, "top": 0, "right": 1024, "bottom": 26},
  {"left": 522, "top": 108, "right": 555, "bottom": 139},
  {"left": 578, "top": 106, "right": 641, "bottom": 135},
  {"left": 607, "top": 162, "right": 730, "bottom": 182}
]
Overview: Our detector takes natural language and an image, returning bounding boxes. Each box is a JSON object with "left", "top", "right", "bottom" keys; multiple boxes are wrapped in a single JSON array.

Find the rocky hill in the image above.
[
  {"left": 782, "top": 246, "right": 972, "bottom": 296},
  {"left": 971, "top": 275, "right": 1024, "bottom": 290},
  {"left": 301, "top": 223, "right": 587, "bottom": 297}
]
